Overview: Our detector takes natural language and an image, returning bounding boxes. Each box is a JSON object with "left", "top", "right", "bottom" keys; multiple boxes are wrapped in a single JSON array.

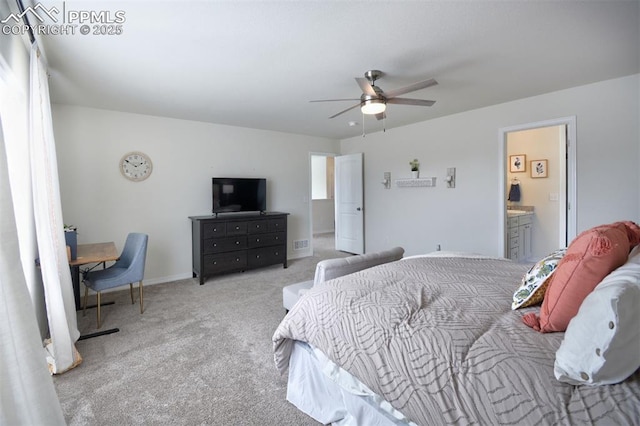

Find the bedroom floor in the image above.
[{"left": 53, "top": 234, "right": 348, "bottom": 425}]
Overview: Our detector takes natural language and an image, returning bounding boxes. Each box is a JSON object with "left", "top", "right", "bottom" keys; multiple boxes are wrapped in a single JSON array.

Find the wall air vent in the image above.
[{"left": 293, "top": 239, "right": 309, "bottom": 251}]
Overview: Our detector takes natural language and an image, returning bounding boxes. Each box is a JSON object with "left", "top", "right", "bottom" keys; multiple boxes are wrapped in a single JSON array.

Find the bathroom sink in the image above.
[{"left": 507, "top": 210, "right": 529, "bottom": 216}]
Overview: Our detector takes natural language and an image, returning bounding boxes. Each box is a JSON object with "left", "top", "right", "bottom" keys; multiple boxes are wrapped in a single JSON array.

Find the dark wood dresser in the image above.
[{"left": 189, "top": 212, "right": 288, "bottom": 284}]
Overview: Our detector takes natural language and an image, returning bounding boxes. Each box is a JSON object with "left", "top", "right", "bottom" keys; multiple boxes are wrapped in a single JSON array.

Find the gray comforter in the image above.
[{"left": 273, "top": 256, "right": 640, "bottom": 425}]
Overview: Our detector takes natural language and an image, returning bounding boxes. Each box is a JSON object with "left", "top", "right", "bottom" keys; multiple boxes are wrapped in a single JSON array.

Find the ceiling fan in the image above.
[{"left": 310, "top": 70, "right": 437, "bottom": 120}]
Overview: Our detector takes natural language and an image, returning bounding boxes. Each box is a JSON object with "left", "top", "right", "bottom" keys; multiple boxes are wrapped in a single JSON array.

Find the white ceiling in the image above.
[{"left": 31, "top": 0, "right": 639, "bottom": 140}]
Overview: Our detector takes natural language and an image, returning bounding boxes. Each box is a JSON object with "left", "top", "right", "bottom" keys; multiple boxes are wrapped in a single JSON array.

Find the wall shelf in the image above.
[{"left": 394, "top": 177, "right": 437, "bottom": 188}]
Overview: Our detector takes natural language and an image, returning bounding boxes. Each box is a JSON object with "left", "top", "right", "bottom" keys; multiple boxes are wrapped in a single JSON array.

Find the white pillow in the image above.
[{"left": 554, "top": 245, "right": 640, "bottom": 385}]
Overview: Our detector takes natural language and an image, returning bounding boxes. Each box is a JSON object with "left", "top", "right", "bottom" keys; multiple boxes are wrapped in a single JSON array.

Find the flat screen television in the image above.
[{"left": 212, "top": 177, "right": 266, "bottom": 214}]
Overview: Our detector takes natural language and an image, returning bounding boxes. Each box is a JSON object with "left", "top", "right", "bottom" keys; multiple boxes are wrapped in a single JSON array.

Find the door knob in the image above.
[{"left": 356, "top": 207, "right": 362, "bottom": 211}]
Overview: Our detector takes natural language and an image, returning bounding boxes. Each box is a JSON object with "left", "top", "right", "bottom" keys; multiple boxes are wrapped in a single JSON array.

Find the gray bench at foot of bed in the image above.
[{"left": 282, "top": 247, "right": 405, "bottom": 312}]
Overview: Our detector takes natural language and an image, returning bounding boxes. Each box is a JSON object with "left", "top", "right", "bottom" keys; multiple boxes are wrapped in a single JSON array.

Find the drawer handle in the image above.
[
  {"left": 275, "top": 252, "right": 279, "bottom": 256},
  {"left": 256, "top": 225, "right": 260, "bottom": 228},
  {"left": 235, "top": 258, "right": 240, "bottom": 262},
  {"left": 256, "top": 238, "right": 260, "bottom": 242},
  {"left": 274, "top": 236, "right": 279, "bottom": 240},
  {"left": 235, "top": 226, "right": 240, "bottom": 230},
  {"left": 256, "top": 255, "right": 260, "bottom": 259},
  {"left": 235, "top": 241, "right": 240, "bottom": 245},
  {"left": 213, "top": 261, "right": 217, "bottom": 265},
  {"left": 213, "top": 243, "right": 217, "bottom": 247}
]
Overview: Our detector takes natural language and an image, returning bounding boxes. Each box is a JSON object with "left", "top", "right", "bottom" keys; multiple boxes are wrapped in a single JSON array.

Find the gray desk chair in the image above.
[{"left": 83, "top": 233, "right": 149, "bottom": 329}]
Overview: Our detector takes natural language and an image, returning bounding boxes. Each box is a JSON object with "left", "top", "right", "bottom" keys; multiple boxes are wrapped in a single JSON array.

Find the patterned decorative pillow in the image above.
[{"left": 512, "top": 248, "right": 566, "bottom": 310}]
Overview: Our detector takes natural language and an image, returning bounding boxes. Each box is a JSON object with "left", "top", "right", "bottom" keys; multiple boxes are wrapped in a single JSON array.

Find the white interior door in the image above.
[{"left": 335, "top": 153, "right": 364, "bottom": 254}]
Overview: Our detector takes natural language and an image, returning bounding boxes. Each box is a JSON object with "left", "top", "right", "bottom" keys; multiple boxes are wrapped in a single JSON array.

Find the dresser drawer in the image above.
[
  {"left": 203, "top": 252, "right": 247, "bottom": 274},
  {"left": 247, "top": 246, "right": 286, "bottom": 267},
  {"left": 247, "top": 220, "right": 269, "bottom": 234},
  {"left": 203, "top": 236, "right": 247, "bottom": 254},
  {"left": 226, "top": 221, "right": 248, "bottom": 235},
  {"left": 268, "top": 218, "right": 286, "bottom": 232},
  {"left": 203, "top": 222, "right": 226, "bottom": 238},
  {"left": 247, "top": 232, "right": 285, "bottom": 248}
]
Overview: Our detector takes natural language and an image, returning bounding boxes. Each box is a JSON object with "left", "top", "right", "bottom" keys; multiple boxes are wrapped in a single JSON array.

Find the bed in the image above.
[{"left": 273, "top": 250, "right": 640, "bottom": 425}]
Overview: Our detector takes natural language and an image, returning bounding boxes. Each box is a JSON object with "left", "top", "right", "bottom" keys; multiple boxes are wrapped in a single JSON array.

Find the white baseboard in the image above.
[{"left": 92, "top": 256, "right": 320, "bottom": 294}]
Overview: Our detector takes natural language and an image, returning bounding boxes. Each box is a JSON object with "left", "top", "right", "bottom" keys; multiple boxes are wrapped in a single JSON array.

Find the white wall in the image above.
[
  {"left": 52, "top": 105, "right": 340, "bottom": 284},
  {"left": 341, "top": 74, "right": 640, "bottom": 257}
]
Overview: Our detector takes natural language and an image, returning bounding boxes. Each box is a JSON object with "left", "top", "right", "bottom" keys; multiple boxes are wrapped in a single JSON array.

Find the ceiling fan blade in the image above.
[
  {"left": 387, "top": 98, "right": 436, "bottom": 107},
  {"left": 384, "top": 78, "right": 438, "bottom": 98},
  {"left": 310, "top": 98, "right": 361, "bottom": 103},
  {"left": 329, "top": 103, "right": 361, "bottom": 119},
  {"left": 355, "top": 77, "right": 377, "bottom": 96},
  {"left": 375, "top": 112, "right": 386, "bottom": 121}
]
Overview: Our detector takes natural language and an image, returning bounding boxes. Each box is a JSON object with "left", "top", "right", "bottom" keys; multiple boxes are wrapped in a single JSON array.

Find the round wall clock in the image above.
[{"left": 120, "top": 151, "right": 153, "bottom": 182}]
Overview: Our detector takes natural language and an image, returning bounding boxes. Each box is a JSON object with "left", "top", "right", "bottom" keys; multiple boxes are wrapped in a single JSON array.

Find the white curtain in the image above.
[
  {"left": 0, "top": 57, "right": 65, "bottom": 425},
  {"left": 29, "top": 42, "right": 80, "bottom": 373}
]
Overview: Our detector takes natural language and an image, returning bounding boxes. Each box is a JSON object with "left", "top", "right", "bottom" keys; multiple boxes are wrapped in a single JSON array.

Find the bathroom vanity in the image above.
[{"left": 507, "top": 210, "right": 533, "bottom": 262}]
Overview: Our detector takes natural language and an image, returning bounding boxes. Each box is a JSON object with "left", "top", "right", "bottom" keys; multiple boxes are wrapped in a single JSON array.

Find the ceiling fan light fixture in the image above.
[{"left": 361, "top": 99, "right": 386, "bottom": 115}]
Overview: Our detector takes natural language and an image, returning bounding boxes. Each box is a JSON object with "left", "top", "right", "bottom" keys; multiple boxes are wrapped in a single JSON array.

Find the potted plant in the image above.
[{"left": 409, "top": 158, "right": 420, "bottom": 178}]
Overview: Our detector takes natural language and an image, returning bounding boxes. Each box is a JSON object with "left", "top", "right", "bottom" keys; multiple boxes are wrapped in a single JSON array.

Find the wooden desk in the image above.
[
  {"left": 70, "top": 242, "right": 119, "bottom": 310},
  {"left": 70, "top": 242, "right": 119, "bottom": 267}
]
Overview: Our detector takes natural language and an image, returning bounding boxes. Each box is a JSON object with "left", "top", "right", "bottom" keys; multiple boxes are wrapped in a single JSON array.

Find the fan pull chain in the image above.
[{"left": 362, "top": 111, "right": 366, "bottom": 137}]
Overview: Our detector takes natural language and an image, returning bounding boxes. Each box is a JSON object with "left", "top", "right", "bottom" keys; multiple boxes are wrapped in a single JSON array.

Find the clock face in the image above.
[{"left": 120, "top": 152, "right": 153, "bottom": 181}]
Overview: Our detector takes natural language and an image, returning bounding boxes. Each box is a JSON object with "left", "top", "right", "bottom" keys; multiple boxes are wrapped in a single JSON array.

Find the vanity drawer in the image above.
[
  {"left": 509, "top": 246, "right": 519, "bottom": 260},
  {"left": 508, "top": 217, "right": 519, "bottom": 228},
  {"left": 509, "top": 227, "right": 519, "bottom": 239},
  {"left": 518, "top": 215, "right": 532, "bottom": 226}
]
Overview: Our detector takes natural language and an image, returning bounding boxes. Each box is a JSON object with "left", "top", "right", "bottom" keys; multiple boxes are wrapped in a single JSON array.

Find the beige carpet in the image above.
[{"left": 53, "top": 233, "right": 350, "bottom": 425}]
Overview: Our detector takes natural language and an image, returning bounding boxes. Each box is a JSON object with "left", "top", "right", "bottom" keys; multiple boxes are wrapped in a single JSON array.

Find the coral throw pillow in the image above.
[
  {"left": 616, "top": 220, "right": 640, "bottom": 246},
  {"left": 523, "top": 223, "right": 632, "bottom": 332}
]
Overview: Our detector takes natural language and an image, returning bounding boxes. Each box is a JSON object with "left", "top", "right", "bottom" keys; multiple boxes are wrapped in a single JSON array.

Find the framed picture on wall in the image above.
[
  {"left": 531, "top": 159, "right": 548, "bottom": 178},
  {"left": 509, "top": 154, "right": 526, "bottom": 173}
]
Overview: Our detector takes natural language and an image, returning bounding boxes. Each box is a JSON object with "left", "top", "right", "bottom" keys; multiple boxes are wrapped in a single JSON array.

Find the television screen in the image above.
[{"left": 212, "top": 178, "right": 266, "bottom": 214}]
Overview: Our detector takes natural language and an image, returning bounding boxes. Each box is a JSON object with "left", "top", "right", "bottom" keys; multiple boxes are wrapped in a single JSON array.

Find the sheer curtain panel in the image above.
[
  {"left": 29, "top": 43, "right": 81, "bottom": 373},
  {"left": 0, "top": 59, "right": 65, "bottom": 424}
]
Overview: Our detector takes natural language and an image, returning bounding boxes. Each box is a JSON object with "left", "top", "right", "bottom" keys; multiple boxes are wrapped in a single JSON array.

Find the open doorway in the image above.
[
  {"left": 309, "top": 153, "right": 336, "bottom": 255},
  {"left": 499, "top": 117, "right": 577, "bottom": 260}
]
